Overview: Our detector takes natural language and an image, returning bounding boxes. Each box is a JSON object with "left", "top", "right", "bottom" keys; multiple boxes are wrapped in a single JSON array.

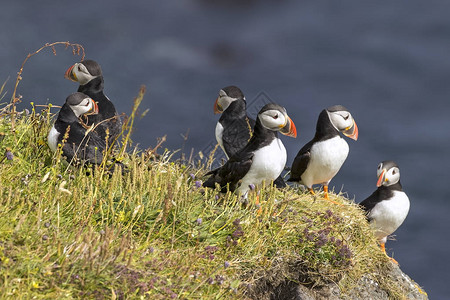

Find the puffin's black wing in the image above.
[
  {"left": 288, "top": 140, "right": 313, "bottom": 182},
  {"left": 273, "top": 176, "right": 286, "bottom": 188},
  {"left": 359, "top": 190, "right": 383, "bottom": 221},
  {"left": 203, "top": 151, "right": 254, "bottom": 192},
  {"left": 61, "top": 123, "right": 106, "bottom": 164},
  {"left": 222, "top": 117, "right": 254, "bottom": 158},
  {"left": 359, "top": 190, "right": 380, "bottom": 212},
  {"left": 79, "top": 77, "right": 122, "bottom": 142},
  {"left": 359, "top": 185, "right": 398, "bottom": 216}
]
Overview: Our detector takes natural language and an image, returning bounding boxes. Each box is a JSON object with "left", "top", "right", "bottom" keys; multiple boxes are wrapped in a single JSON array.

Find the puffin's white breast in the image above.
[
  {"left": 47, "top": 125, "right": 60, "bottom": 152},
  {"left": 215, "top": 122, "right": 227, "bottom": 158},
  {"left": 301, "top": 136, "right": 349, "bottom": 187},
  {"left": 368, "top": 191, "right": 410, "bottom": 242},
  {"left": 237, "top": 138, "right": 286, "bottom": 195}
]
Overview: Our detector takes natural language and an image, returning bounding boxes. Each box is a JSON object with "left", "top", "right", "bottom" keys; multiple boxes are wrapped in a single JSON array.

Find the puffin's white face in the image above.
[
  {"left": 377, "top": 163, "right": 400, "bottom": 187},
  {"left": 328, "top": 110, "right": 353, "bottom": 131},
  {"left": 70, "top": 97, "right": 97, "bottom": 118},
  {"left": 67, "top": 62, "right": 97, "bottom": 85},
  {"left": 258, "top": 108, "right": 297, "bottom": 137},
  {"left": 214, "top": 89, "right": 244, "bottom": 113},
  {"left": 327, "top": 109, "right": 358, "bottom": 140},
  {"left": 259, "top": 109, "right": 288, "bottom": 131}
]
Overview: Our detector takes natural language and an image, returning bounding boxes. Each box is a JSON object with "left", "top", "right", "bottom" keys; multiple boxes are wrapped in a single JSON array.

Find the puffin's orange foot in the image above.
[
  {"left": 323, "top": 186, "right": 342, "bottom": 205},
  {"left": 388, "top": 256, "right": 399, "bottom": 265},
  {"left": 308, "top": 187, "right": 316, "bottom": 196},
  {"left": 380, "top": 243, "right": 398, "bottom": 264},
  {"left": 255, "top": 194, "right": 263, "bottom": 216}
]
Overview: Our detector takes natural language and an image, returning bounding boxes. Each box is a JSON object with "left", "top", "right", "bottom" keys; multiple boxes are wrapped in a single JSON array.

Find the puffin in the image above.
[
  {"left": 47, "top": 92, "right": 106, "bottom": 165},
  {"left": 214, "top": 86, "right": 254, "bottom": 158},
  {"left": 64, "top": 59, "right": 121, "bottom": 144},
  {"left": 359, "top": 161, "right": 410, "bottom": 263},
  {"left": 288, "top": 105, "right": 358, "bottom": 200},
  {"left": 203, "top": 103, "right": 297, "bottom": 197},
  {"left": 213, "top": 86, "right": 286, "bottom": 188}
]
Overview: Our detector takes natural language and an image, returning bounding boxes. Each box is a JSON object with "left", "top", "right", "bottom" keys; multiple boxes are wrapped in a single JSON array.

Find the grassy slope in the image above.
[{"left": 0, "top": 104, "right": 424, "bottom": 299}]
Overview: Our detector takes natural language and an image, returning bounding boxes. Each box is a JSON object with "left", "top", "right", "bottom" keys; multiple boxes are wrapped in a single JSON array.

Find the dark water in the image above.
[{"left": 1, "top": 1, "right": 449, "bottom": 297}]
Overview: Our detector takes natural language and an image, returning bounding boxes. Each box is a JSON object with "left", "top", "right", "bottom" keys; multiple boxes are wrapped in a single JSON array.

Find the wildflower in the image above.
[
  {"left": 224, "top": 261, "right": 230, "bottom": 268},
  {"left": 319, "top": 227, "right": 331, "bottom": 236},
  {"left": 196, "top": 218, "right": 202, "bottom": 225},
  {"left": 215, "top": 195, "right": 219, "bottom": 200},
  {"left": 248, "top": 184, "right": 255, "bottom": 190},
  {"left": 194, "top": 180, "right": 202, "bottom": 188},
  {"left": 189, "top": 173, "right": 195, "bottom": 180},
  {"left": 339, "top": 245, "right": 352, "bottom": 259},
  {"left": 232, "top": 218, "right": 241, "bottom": 227},
  {"left": 231, "top": 229, "right": 244, "bottom": 239},
  {"left": 44, "top": 222, "right": 50, "bottom": 228},
  {"left": 42, "top": 235, "right": 49, "bottom": 241},
  {"left": 215, "top": 275, "right": 225, "bottom": 285},
  {"left": 5, "top": 150, "right": 13, "bottom": 161},
  {"left": 315, "top": 233, "right": 328, "bottom": 247},
  {"left": 305, "top": 233, "right": 315, "bottom": 242}
]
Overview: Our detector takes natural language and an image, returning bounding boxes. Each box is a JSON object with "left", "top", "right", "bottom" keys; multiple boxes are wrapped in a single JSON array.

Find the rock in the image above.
[{"left": 245, "top": 262, "right": 428, "bottom": 300}]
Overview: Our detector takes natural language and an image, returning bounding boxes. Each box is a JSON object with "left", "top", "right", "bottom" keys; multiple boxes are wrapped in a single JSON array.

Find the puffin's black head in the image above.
[
  {"left": 376, "top": 160, "right": 400, "bottom": 187},
  {"left": 64, "top": 59, "right": 103, "bottom": 85},
  {"left": 257, "top": 103, "right": 297, "bottom": 137},
  {"left": 214, "top": 85, "right": 245, "bottom": 114},
  {"left": 65, "top": 92, "right": 99, "bottom": 118},
  {"left": 325, "top": 105, "right": 358, "bottom": 140}
]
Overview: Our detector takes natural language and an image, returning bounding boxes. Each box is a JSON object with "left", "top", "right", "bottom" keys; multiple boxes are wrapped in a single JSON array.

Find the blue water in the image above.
[{"left": 1, "top": 1, "right": 449, "bottom": 298}]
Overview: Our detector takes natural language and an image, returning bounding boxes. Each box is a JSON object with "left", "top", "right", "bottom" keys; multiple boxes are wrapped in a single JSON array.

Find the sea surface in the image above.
[{"left": 1, "top": 1, "right": 449, "bottom": 298}]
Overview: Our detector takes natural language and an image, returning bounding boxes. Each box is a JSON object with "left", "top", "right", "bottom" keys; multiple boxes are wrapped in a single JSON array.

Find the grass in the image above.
[
  {"left": 0, "top": 98, "right": 426, "bottom": 299},
  {"left": 0, "top": 42, "right": 426, "bottom": 299}
]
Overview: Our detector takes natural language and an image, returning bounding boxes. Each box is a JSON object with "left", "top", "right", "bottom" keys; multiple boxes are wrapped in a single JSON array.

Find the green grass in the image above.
[{"left": 0, "top": 99, "right": 424, "bottom": 299}]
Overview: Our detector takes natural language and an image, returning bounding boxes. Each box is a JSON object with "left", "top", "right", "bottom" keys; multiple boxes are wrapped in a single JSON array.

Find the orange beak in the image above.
[
  {"left": 213, "top": 97, "right": 223, "bottom": 114},
  {"left": 343, "top": 120, "right": 358, "bottom": 141},
  {"left": 376, "top": 169, "right": 386, "bottom": 187},
  {"left": 92, "top": 100, "right": 99, "bottom": 114},
  {"left": 64, "top": 64, "right": 77, "bottom": 82},
  {"left": 280, "top": 116, "right": 297, "bottom": 138},
  {"left": 86, "top": 99, "right": 99, "bottom": 115}
]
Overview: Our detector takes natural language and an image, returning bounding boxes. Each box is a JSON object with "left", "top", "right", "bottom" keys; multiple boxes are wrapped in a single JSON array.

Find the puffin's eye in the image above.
[
  {"left": 273, "top": 114, "right": 278, "bottom": 119},
  {"left": 343, "top": 114, "right": 349, "bottom": 120},
  {"left": 78, "top": 65, "right": 82, "bottom": 71},
  {"left": 392, "top": 169, "right": 396, "bottom": 175}
]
